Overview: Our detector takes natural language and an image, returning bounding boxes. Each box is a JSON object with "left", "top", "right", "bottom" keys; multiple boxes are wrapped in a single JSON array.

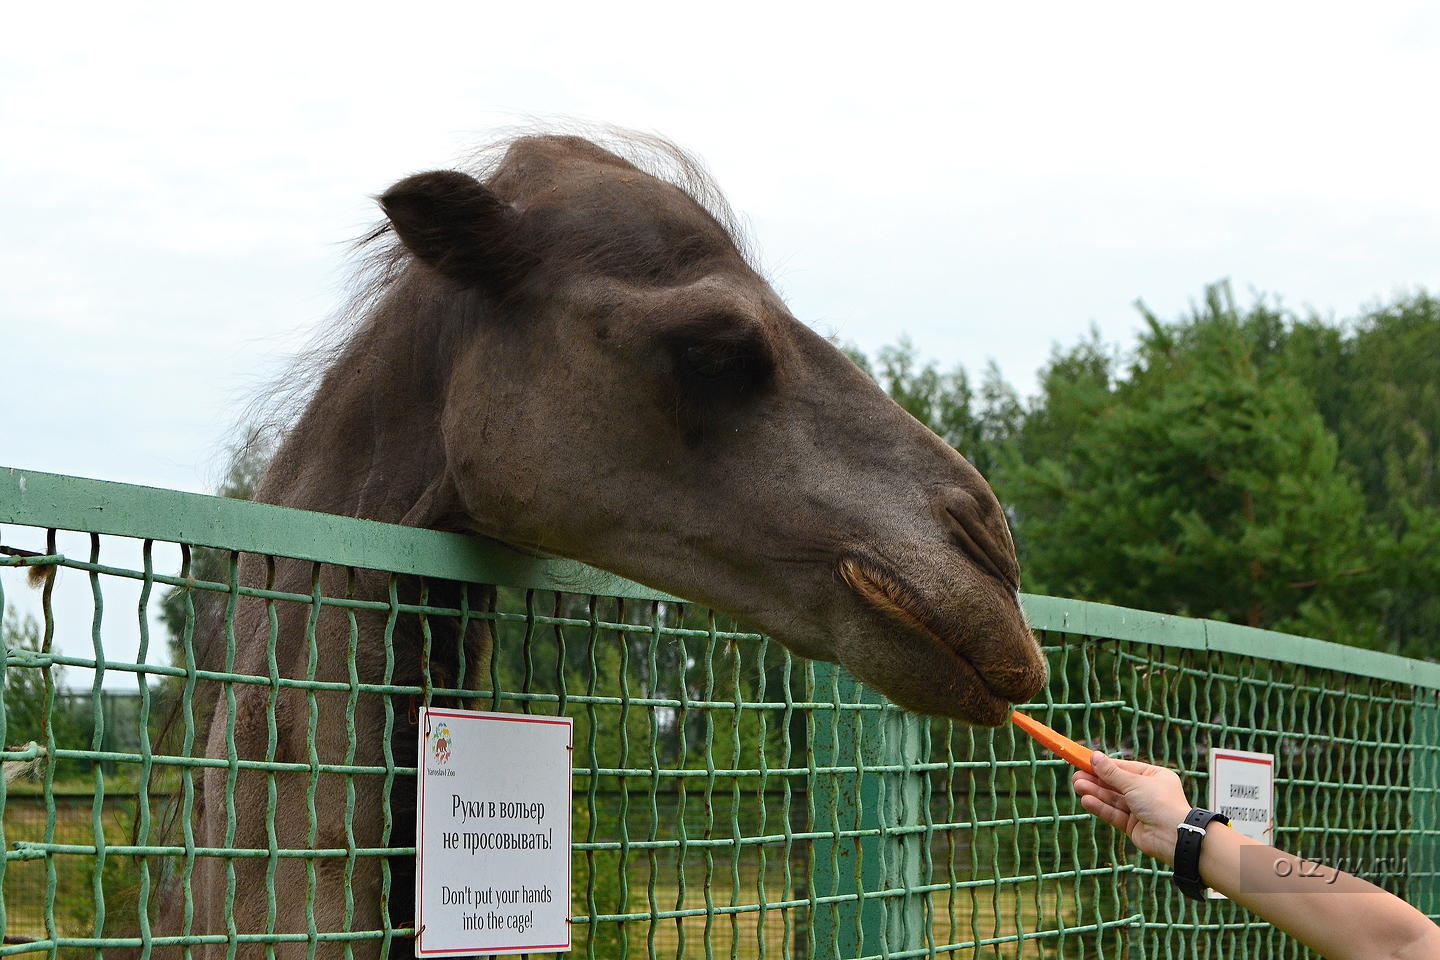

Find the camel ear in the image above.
[{"left": 379, "top": 170, "right": 534, "bottom": 289}]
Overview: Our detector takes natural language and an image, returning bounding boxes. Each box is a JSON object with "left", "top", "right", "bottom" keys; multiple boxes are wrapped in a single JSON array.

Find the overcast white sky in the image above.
[{"left": 5, "top": 0, "right": 1439, "bottom": 497}]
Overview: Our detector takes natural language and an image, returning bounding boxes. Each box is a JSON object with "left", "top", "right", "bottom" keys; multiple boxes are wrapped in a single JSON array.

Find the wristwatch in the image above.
[{"left": 1172, "top": 807, "right": 1230, "bottom": 901}]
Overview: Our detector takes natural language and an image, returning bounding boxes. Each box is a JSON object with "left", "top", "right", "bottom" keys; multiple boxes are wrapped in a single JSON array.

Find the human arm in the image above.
[{"left": 1072, "top": 751, "right": 1440, "bottom": 960}]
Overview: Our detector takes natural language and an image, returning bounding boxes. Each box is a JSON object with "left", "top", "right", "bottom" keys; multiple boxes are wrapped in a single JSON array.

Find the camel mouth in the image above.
[{"left": 836, "top": 555, "right": 1031, "bottom": 723}]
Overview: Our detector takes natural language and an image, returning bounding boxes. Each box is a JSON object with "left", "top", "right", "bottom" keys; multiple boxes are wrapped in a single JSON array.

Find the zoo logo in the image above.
[{"left": 432, "top": 723, "right": 453, "bottom": 764}]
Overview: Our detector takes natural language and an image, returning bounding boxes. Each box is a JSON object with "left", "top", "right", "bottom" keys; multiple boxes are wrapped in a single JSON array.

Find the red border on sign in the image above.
[
  {"left": 1213, "top": 752, "right": 1274, "bottom": 766},
  {"left": 416, "top": 708, "right": 574, "bottom": 957}
]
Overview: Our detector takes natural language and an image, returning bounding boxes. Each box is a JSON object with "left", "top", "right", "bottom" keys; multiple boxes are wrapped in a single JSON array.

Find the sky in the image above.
[
  {"left": 6, "top": 0, "right": 1440, "bottom": 495},
  {"left": 3, "top": 2, "right": 1440, "bottom": 682}
]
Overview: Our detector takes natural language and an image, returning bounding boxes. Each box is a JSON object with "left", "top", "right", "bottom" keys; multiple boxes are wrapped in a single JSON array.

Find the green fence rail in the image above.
[{"left": 2, "top": 467, "right": 1438, "bottom": 959}]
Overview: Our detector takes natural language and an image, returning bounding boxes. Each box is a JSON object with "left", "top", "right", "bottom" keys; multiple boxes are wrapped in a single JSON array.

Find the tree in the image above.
[
  {"left": 1300, "top": 295, "right": 1440, "bottom": 518},
  {"left": 854, "top": 337, "right": 1021, "bottom": 480},
  {"left": 1006, "top": 287, "right": 1384, "bottom": 644},
  {"left": 3, "top": 610, "right": 86, "bottom": 758},
  {"left": 1276, "top": 296, "right": 1440, "bottom": 654}
]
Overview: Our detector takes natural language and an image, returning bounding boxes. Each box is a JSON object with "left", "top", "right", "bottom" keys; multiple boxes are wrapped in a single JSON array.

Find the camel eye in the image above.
[
  {"left": 660, "top": 318, "right": 775, "bottom": 438},
  {"left": 680, "top": 342, "right": 750, "bottom": 380},
  {"left": 673, "top": 331, "right": 773, "bottom": 397}
]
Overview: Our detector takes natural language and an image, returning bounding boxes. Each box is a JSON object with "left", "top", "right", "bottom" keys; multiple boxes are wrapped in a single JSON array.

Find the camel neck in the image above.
[{"left": 257, "top": 279, "right": 459, "bottom": 527}]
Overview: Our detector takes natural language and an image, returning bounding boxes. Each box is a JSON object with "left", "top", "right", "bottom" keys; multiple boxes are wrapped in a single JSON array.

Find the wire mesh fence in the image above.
[{"left": 2, "top": 468, "right": 1439, "bottom": 959}]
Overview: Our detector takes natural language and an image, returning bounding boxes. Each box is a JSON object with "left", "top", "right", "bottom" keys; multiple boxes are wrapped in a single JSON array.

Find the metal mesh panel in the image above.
[{"left": 3, "top": 470, "right": 1439, "bottom": 959}]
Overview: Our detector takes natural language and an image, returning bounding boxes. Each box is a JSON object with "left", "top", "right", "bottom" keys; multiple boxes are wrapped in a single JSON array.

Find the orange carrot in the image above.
[{"left": 1011, "top": 710, "right": 1095, "bottom": 774}]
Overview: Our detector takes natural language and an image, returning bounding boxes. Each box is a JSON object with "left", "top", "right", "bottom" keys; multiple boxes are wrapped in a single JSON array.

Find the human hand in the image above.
[{"left": 1071, "top": 751, "right": 1194, "bottom": 865}]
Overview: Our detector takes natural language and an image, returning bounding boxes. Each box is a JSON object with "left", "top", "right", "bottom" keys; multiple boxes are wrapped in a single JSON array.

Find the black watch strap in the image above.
[{"left": 1172, "top": 807, "right": 1229, "bottom": 901}]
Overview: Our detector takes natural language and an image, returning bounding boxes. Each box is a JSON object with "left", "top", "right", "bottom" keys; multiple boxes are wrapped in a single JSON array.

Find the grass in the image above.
[
  {"left": 4, "top": 786, "right": 1125, "bottom": 960},
  {"left": 2, "top": 789, "right": 147, "bottom": 950}
]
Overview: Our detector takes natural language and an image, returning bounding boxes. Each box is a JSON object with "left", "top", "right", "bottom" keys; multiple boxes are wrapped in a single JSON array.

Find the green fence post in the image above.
[
  {"left": 1411, "top": 689, "right": 1440, "bottom": 920},
  {"left": 811, "top": 662, "right": 927, "bottom": 959}
]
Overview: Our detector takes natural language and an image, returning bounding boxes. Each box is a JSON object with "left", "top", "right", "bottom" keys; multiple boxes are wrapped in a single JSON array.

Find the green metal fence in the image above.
[{"left": 2, "top": 467, "right": 1438, "bottom": 958}]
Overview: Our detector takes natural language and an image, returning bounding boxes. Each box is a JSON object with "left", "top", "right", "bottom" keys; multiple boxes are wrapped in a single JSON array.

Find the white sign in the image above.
[
  {"left": 415, "top": 707, "right": 573, "bottom": 957},
  {"left": 1209, "top": 747, "right": 1276, "bottom": 842},
  {"left": 1207, "top": 747, "right": 1275, "bottom": 899}
]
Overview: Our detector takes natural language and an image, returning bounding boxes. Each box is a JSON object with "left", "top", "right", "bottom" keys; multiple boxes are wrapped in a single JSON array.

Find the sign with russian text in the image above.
[
  {"left": 415, "top": 707, "right": 573, "bottom": 956},
  {"left": 1208, "top": 747, "right": 1275, "bottom": 899},
  {"left": 1209, "top": 747, "right": 1275, "bottom": 842}
]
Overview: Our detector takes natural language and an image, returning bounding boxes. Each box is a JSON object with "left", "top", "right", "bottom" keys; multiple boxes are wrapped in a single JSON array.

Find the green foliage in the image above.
[
  {"left": 1008, "top": 288, "right": 1381, "bottom": 644},
  {"left": 855, "top": 337, "right": 1023, "bottom": 479},
  {"left": 852, "top": 283, "right": 1440, "bottom": 657},
  {"left": 1298, "top": 294, "right": 1440, "bottom": 515},
  {"left": 3, "top": 610, "right": 87, "bottom": 755},
  {"left": 1276, "top": 295, "right": 1440, "bottom": 652}
]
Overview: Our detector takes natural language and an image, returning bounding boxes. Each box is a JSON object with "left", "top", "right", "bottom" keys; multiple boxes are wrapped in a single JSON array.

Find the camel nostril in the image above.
[{"left": 942, "top": 500, "right": 1021, "bottom": 593}]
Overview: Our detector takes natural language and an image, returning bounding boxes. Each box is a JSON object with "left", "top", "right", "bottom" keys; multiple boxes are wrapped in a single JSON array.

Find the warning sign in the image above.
[
  {"left": 1207, "top": 747, "right": 1275, "bottom": 900},
  {"left": 415, "top": 707, "right": 573, "bottom": 956},
  {"left": 1208, "top": 747, "right": 1276, "bottom": 843}
]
